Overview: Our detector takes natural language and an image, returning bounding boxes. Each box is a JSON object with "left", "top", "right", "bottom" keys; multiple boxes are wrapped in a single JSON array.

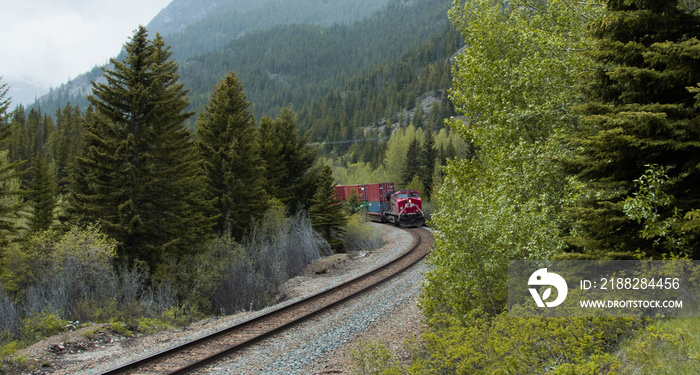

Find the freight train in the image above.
[{"left": 334, "top": 182, "right": 425, "bottom": 227}]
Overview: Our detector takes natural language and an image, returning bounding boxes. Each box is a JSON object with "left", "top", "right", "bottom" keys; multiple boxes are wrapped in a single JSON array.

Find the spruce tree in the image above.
[
  {"left": 259, "top": 107, "right": 317, "bottom": 212},
  {"left": 71, "top": 26, "right": 213, "bottom": 272},
  {"left": 310, "top": 165, "right": 347, "bottom": 250},
  {"left": 400, "top": 137, "right": 420, "bottom": 187},
  {"left": 28, "top": 155, "right": 57, "bottom": 232},
  {"left": 196, "top": 71, "right": 268, "bottom": 239},
  {"left": 419, "top": 128, "right": 436, "bottom": 199},
  {"left": 0, "top": 79, "right": 23, "bottom": 244},
  {"left": 563, "top": 0, "right": 700, "bottom": 257}
]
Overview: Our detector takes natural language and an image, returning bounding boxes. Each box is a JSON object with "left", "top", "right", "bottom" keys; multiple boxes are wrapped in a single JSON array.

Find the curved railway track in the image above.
[{"left": 99, "top": 227, "right": 432, "bottom": 375}]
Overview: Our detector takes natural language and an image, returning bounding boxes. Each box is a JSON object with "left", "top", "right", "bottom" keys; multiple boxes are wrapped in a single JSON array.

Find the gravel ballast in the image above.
[{"left": 12, "top": 223, "right": 425, "bottom": 375}]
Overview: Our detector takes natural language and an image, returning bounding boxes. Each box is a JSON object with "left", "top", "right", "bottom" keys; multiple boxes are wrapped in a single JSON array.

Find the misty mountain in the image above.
[
  {"left": 161, "top": 0, "right": 393, "bottom": 62},
  {"left": 33, "top": 0, "right": 452, "bottom": 129},
  {"left": 147, "top": 0, "right": 271, "bottom": 36},
  {"left": 33, "top": 0, "right": 394, "bottom": 114}
]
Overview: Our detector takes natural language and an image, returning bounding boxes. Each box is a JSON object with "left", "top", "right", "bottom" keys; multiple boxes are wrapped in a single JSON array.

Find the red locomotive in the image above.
[{"left": 334, "top": 182, "right": 425, "bottom": 227}]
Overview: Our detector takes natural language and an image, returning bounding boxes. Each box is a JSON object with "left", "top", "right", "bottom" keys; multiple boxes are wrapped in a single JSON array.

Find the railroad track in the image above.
[{"left": 100, "top": 227, "right": 432, "bottom": 375}]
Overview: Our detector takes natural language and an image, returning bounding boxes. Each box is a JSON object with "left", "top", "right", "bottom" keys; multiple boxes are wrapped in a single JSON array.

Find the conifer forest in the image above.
[{"left": 2, "top": 0, "right": 700, "bottom": 372}]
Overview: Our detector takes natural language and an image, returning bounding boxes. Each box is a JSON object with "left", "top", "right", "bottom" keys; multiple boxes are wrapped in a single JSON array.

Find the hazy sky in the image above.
[{"left": 1, "top": 0, "right": 172, "bottom": 103}]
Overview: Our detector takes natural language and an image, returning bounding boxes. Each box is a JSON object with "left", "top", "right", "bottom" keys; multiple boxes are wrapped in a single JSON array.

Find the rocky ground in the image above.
[{"left": 8, "top": 224, "right": 426, "bottom": 375}]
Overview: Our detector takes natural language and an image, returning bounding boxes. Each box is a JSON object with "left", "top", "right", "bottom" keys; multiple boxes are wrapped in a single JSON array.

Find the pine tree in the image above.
[
  {"left": 71, "top": 26, "right": 213, "bottom": 272},
  {"left": 563, "top": 0, "right": 700, "bottom": 257},
  {"left": 196, "top": 71, "right": 268, "bottom": 239},
  {"left": 310, "top": 165, "right": 347, "bottom": 250},
  {"left": 400, "top": 137, "right": 420, "bottom": 187}
]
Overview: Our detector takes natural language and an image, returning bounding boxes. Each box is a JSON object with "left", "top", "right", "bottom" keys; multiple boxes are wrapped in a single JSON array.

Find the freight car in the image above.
[{"left": 334, "top": 182, "right": 425, "bottom": 227}]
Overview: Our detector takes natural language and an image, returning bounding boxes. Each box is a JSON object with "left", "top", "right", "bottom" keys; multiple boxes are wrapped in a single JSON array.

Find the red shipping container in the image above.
[
  {"left": 334, "top": 186, "right": 347, "bottom": 200},
  {"left": 335, "top": 184, "right": 369, "bottom": 201},
  {"left": 367, "top": 182, "right": 395, "bottom": 202}
]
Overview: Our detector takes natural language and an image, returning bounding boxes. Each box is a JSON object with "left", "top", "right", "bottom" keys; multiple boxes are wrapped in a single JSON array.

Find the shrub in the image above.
[
  {"left": 407, "top": 312, "right": 639, "bottom": 374},
  {"left": 616, "top": 318, "right": 700, "bottom": 374},
  {"left": 179, "top": 207, "right": 328, "bottom": 316},
  {"left": 351, "top": 340, "right": 403, "bottom": 375},
  {"left": 21, "top": 309, "right": 68, "bottom": 342},
  {"left": 344, "top": 214, "right": 384, "bottom": 252}
]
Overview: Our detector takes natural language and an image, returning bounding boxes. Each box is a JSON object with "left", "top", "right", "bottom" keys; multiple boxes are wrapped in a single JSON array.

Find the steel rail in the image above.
[{"left": 100, "top": 227, "right": 431, "bottom": 375}]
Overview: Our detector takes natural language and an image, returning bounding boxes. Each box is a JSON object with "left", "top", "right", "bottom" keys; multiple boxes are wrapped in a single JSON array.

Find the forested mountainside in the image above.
[
  {"left": 297, "top": 25, "right": 462, "bottom": 155},
  {"left": 146, "top": 0, "right": 270, "bottom": 36},
  {"left": 163, "top": 0, "right": 394, "bottom": 62},
  {"left": 31, "top": 0, "right": 398, "bottom": 116},
  {"left": 33, "top": 0, "right": 451, "bottom": 127},
  {"left": 180, "top": 0, "right": 452, "bottom": 122}
]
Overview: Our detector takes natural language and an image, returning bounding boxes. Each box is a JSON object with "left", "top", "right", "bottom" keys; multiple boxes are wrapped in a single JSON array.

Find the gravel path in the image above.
[
  {"left": 195, "top": 260, "right": 426, "bottom": 374},
  {"left": 12, "top": 224, "right": 424, "bottom": 375}
]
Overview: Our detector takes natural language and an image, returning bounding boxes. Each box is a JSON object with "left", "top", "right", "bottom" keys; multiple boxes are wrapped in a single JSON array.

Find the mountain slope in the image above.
[
  {"left": 147, "top": 0, "right": 271, "bottom": 36},
  {"left": 164, "top": 0, "right": 394, "bottom": 62},
  {"left": 181, "top": 0, "right": 452, "bottom": 120},
  {"left": 32, "top": 0, "right": 395, "bottom": 115}
]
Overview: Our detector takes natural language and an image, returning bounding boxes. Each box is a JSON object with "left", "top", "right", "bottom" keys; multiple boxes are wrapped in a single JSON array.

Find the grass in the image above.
[{"left": 617, "top": 317, "right": 700, "bottom": 374}]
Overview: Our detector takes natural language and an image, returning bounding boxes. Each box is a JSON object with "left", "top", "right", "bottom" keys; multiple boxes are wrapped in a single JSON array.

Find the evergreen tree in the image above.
[
  {"left": 196, "top": 71, "right": 268, "bottom": 239},
  {"left": 49, "top": 103, "right": 84, "bottom": 191},
  {"left": 419, "top": 128, "right": 436, "bottom": 199},
  {"left": 563, "top": 0, "right": 700, "bottom": 258},
  {"left": 28, "top": 155, "right": 57, "bottom": 232},
  {"left": 259, "top": 116, "right": 286, "bottom": 199},
  {"left": 413, "top": 103, "right": 424, "bottom": 129},
  {"left": 0, "top": 79, "right": 24, "bottom": 244},
  {"left": 71, "top": 26, "right": 213, "bottom": 272},
  {"left": 310, "top": 165, "right": 347, "bottom": 250},
  {"left": 400, "top": 137, "right": 420, "bottom": 187},
  {"left": 259, "top": 107, "right": 318, "bottom": 212},
  {"left": 0, "top": 79, "right": 9, "bottom": 122}
]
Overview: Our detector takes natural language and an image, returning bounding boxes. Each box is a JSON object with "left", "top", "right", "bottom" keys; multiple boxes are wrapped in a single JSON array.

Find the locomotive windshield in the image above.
[{"left": 396, "top": 191, "right": 420, "bottom": 199}]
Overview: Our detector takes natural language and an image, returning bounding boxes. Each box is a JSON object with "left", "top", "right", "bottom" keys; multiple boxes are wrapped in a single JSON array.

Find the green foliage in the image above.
[
  {"left": 344, "top": 214, "right": 383, "bottom": 252},
  {"left": 135, "top": 317, "right": 174, "bottom": 335},
  {"left": 351, "top": 340, "right": 402, "bottom": 375},
  {"left": 623, "top": 165, "right": 694, "bottom": 255},
  {"left": 562, "top": 0, "right": 700, "bottom": 258},
  {"left": 259, "top": 107, "right": 318, "bottom": 212},
  {"left": 0, "top": 150, "right": 24, "bottom": 246},
  {"left": 196, "top": 71, "right": 268, "bottom": 239},
  {"left": 70, "top": 26, "right": 213, "bottom": 273},
  {"left": 0, "top": 78, "right": 9, "bottom": 119},
  {"left": 400, "top": 137, "right": 421, "bottom": 187},
  {"left": 329, "top": 125, "right": 466, "bottom": 188},
  {"left": 107, "top": 321, "right": 134, "bottom": 337},
  {"left": 617, "top": 318, "right": 700, "bottom": 374},
  {"left": 424, "top": 0, "right": 597, "bottom": 319},
  {"left": 0, "top": 340, "right": 19, "bottom": 361},
  {"left": 418, "top": 129, "right": 436, "bottom": 199},
  {"left": 21, "top": 309, "right": 67, "bottom": 342},
  {"left": 27, "top": 155, "right": 57, "bottom": 233},
  {"left": 180, "top": 0, "right": 453, "bottom": 124},
  {"left": 345, "top": 193, "right": 366, "bottom": 216},
  {"left": 310, "top": 165, "right": 348, "bottom": 250},
  {"left": 408, "top": 313, "right": 637, "bottom": 375},
  {"left": 164, "top": 0, "right": 395, "bottom": 64}
]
